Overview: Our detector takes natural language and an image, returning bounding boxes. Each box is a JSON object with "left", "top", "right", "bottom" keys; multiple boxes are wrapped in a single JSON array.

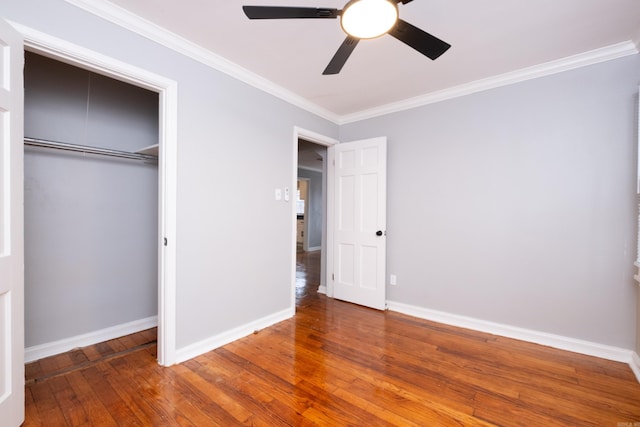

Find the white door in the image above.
[
  {"left": 0, "top": 19, "right": 24, "bottom": 427},
  {"left": 331, "top": 137, "right": 387, "bottom": 310}
]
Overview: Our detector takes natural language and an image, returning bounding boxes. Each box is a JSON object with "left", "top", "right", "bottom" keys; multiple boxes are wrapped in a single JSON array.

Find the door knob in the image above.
[{"left": 376, "top": 230, "right": 383, "bottom": 236}]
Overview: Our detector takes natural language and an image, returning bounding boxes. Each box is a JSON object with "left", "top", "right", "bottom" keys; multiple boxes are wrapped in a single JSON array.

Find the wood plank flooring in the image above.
[{"left": 25, "top": 250, "right": 640, "bottom": 426}]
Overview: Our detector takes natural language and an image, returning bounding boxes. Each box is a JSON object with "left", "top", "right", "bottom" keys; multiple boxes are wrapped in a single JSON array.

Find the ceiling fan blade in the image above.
[
  {"left": 388, "top": 19, "right": 451, "bottom": 60},
  {"left": 323, "top": 36, "right": 359, "bottom": 75},
  {"left": 242, "top": 6, "right": 339, "bottom": 19}
]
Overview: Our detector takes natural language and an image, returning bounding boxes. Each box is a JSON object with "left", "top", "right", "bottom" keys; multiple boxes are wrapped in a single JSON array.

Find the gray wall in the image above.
[
  {"left": 23, "top": 52, "right": 159, "bottom": 346},
  {"left": 297, "top": 168, "right": 323, "bottom": 249},
  {"left": 4, "top": 0, "right": 637, "bottom": 356},
  {"left": 341, "top": 55, "right": 640, "bottom": 350},
  {"left": 0, "top": 0, "right": 338, "bottom": 351}
]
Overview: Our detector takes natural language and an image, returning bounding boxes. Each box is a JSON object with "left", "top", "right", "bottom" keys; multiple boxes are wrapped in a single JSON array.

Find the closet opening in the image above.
[{"left": 23, "top": 51, "right": 161, "bottom": 364}]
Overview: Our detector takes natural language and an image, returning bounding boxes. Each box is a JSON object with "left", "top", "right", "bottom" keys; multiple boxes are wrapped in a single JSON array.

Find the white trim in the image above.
[
  {"left": 298, "top": 165, "right": 323, "bottom": 173},
  {"left": 294, "top": 127, "right": 340, "bottom": 147},
  {"left": 631, "top": 352, "right": 640, "bottom": 383},
  {"left": 317, "top": 285, "right": 327, "bottom": 295},
  {"left": 25, "top": 316, "right": 158, "bottom": 363},
  {"left": 326, "top": 146, "right": 335, "bottom": 297},
  {"left": 63, "top": 2, "right": 638, "bottom": 126},
  {"left": 175, "top": 309, "right": 292, "bottom": 364},
  {"left": 387, "top": 301, "right": 636, "bottom": 365},
  {"left": 306, "top": 246, "right": 322, "bottom": 252},
  {"left": 634, "top": 28, "right": 640, "bottom": 52},
  {"left": 157, "top": 79, "right": 178, "bottom": 367},
  {"left": 338, "top": 41, "right": 639, "bottom": 124},
  {"left": 637, "top": 85, "right": 640, "bottom": 194},
  {"left": 14, "top": 23, "right": 179, "bottom": 367},
  {"left": 63, "top": 0, "right": 339, "bottom": 124}
]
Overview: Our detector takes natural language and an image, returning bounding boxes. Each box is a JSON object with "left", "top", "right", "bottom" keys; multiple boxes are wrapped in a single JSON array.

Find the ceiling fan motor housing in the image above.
[
  {"left": 242, "top": 0, "right": 451, "bottom": 75},
  {"left": 340, "top": 0, "right": 399, "bottom": 40}
]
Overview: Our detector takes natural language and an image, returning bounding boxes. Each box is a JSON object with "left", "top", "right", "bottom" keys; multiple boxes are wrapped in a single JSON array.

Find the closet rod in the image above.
[{"left": 23, "top": 137, "right": 158, "bottom": 162}]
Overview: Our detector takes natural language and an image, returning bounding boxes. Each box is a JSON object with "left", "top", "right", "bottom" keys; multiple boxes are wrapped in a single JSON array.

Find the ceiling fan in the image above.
[{"left": 242, "top": 0, "right": 451, "bottom": 75}]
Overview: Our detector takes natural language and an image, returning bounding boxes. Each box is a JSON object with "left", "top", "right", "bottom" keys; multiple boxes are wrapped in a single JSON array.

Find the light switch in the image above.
[
  {"left": 284, "top": 187, "right": 290, "bottom": 201},
  {"left": 275, "top": 188, "right": 282, "bottom": 201}
]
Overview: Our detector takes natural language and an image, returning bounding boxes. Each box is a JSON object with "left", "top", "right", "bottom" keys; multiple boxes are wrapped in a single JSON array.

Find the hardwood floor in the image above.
[{"left": 25, "top": 250, "right": 640, "bottom": 426}]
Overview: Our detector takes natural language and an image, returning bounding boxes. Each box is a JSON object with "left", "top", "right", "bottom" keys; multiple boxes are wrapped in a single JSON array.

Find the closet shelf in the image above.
[
  {"left": 135, "top": 144, "right": 159, "bottom": 156},
  {"left": 24, "top": 137, "right": 158, "bottom": 162}
]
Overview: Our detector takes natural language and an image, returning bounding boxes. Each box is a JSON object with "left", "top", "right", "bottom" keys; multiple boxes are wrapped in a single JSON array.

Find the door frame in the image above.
[
  {"left": 15, "top": 23, "right": 178, "bottom": 366},
  {"left": 292, "top": 127, "right": 338, "bottom": 308}
]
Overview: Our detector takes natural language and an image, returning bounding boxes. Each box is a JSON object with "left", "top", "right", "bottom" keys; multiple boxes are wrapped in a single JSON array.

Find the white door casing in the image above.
[
  {"left": 16, "top": 23, "right": 178, "bottom": 366},
  {"left": 331, "top": 137, "right": 387, "bottom": 310},
  {"left": 0, "top": 19, "right": 25, "bottom": 427}
]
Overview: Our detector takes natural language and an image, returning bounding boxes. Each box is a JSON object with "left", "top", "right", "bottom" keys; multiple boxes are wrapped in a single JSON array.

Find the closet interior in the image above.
[{"left": 23, "top": 51, "right": 160, "bottom": 361}]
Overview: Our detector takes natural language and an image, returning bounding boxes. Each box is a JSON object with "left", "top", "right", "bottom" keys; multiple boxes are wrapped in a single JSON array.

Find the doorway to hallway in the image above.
[
  {"left": 291, "top": 127, "right": 337, "bottom": 310},
  {"left": 296, "top": 137, "right": 328, "bottom": 297}
]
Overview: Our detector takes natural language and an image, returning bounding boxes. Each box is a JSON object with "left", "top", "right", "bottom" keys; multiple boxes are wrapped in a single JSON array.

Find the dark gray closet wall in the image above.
[{"left": 24, "top": 52, "right": 159, "bottom": 348}]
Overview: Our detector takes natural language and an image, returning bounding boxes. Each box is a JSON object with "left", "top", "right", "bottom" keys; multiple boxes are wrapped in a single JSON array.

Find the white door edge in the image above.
[{"left": 0, "top": 18, "right": 25, "bottom": 427}]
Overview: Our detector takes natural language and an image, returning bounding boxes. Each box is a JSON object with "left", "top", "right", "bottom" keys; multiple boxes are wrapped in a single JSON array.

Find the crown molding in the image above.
[
  {"left": 338, "top": 41, "right": 639, "bottom": 124},
  {"left": 63, "top": 1, "right": 638, "bottom": 127},
  {"left": 297, "top": 165, "right": 324, "bottom": 173},
  {"left": 63, "top": 0, "right": 341, "bottom": 124}
]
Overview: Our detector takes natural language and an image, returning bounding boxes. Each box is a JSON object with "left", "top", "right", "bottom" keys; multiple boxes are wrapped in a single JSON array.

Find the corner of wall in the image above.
[
  {"left": 174, "top": 308, "right": 293, "bottom": 364},
  {"left": 631, "top": 352, "right": 640, "bottom": 383},
  {"left": 24, "top": 316, "right": 158, "bottom": 363},
  {"left": 387, "top": 301, "right": 639, "bottom": 380},
  {"left": 633, "top": 30, "right": 640, "bottom": 53}
]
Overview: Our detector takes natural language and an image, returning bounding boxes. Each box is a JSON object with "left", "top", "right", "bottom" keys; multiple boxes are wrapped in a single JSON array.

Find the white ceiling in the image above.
[{"left": 89, "top": 0, "right": 639, "bottom": 119}]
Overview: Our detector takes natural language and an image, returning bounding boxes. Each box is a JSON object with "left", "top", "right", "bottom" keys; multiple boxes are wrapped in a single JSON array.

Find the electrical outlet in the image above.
[{"left": 390, "top": 274, "right": 397, "bottom": 286}]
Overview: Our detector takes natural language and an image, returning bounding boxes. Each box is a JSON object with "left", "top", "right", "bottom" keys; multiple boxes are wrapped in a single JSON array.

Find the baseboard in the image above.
[
  {"left": 175, "top": 308, "right": 293, "bottom": 364},
  {"left": 317, "top": 285, "right": 327, "bottom": 295},
  {"left": 387, "top": 301, "right": 635, "bottom": 365},
  {"left": 631, "top": 352, "right": 640, "bottom": 383},
  {"left": 306, "top": 246, "right": 321, "bottom": 252},
  {"left": 25, "top": 316, "right": 158, "bottom": 363}
]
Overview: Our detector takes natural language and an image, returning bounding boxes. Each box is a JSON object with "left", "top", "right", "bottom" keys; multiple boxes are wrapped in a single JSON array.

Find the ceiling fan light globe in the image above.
[{"left": 341, "top": 0, "right": 398, "bottom": 39}]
